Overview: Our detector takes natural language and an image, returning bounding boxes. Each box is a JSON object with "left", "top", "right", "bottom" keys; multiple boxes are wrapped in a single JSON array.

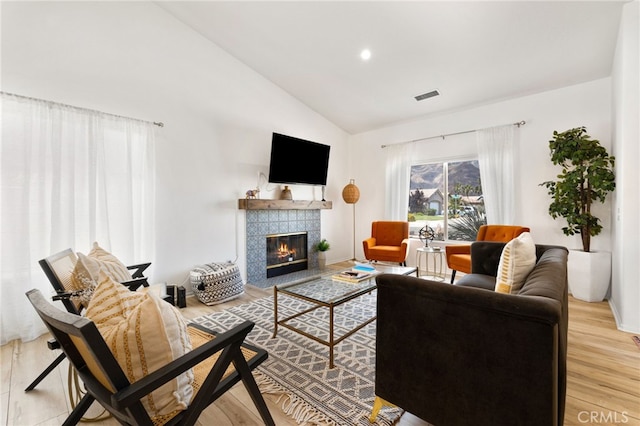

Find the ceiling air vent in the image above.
[{"left": 414, "top": 90, "right": 440, "bottom": 101}]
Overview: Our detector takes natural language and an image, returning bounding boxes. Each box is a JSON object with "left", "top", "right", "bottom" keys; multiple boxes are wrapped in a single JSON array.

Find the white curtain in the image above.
[
  {"left": 0, "top": 92, "right": 156, "bottom": 344},
  {"left": 476, "top": 124, "right": 516, "bottom": 224},
  {"left": 384, "top": 141, "right": 416, "bottom": 220}
]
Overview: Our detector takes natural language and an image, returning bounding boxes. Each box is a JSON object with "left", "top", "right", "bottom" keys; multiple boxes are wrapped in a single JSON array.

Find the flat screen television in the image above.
[{"left": 268, "top": 133, "right": 330, "bottom": 186}]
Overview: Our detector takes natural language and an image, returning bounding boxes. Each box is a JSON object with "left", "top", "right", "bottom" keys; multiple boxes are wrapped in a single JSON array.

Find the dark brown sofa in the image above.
[{"left": 374, "top": 242, "right": 568, "bottom": 426}]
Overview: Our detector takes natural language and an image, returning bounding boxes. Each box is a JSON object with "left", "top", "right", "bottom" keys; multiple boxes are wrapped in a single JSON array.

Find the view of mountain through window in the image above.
[{"left": 408, "top": 160, "right": 487, "bottom": 242}]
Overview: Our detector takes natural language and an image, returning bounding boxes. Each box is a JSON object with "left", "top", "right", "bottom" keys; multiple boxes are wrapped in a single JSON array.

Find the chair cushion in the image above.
[
  {"left": 86, "top": 274, "right": 194, "bottom": 419},
  {"left": 495, "top": 232, "right": 536, "bottom": 294},
  {"left": 447, "top": 253, "right": 472, "bottom": 273},
  {"left": 69, "top": 242, "right": 132, "bottom": 306}
]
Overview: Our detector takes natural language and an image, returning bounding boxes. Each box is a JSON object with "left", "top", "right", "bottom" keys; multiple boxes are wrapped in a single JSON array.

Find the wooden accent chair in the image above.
[
  {"left": 25, "top": 248, "right": 151, "bottom": 392},
  {"left": 26, "top": 288, "right": 275, "bottom": 426},
  {"left": 363, "top": 221, "right": 410, "bottom": 266},
  {"left": 445, "top": 225, "right": 530, "bottom": 283}
]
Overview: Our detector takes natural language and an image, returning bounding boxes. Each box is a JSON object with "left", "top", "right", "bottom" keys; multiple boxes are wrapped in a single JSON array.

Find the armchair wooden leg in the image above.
[
  {"left": 62, "top": 393, "right": 95, "bottom": 426},
  {"left": 25, "top": 352, "right": 66, "bottom": 392},
  {"left": 450, "top": 269, "right": 457, "bottom": 284},
  {"left": 234, "top": 354, "right": 276, "bottom": 426}
]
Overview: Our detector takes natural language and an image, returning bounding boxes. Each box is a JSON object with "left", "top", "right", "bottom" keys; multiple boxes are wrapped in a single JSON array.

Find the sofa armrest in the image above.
[
  {"left": 445, "top": 244, "right": 471, "bottom": 256},
  {"left": 375, "top": 273, "right": 561, "bottom": 426},
  {"left": 362, "top": 237, "right": 376, "bottom": 258},
  {"left": 400, "top": 238, "right": 410, "bottom": 259},
  {"left": 363, "top": 237, "right": 376, "bottom": 248}
]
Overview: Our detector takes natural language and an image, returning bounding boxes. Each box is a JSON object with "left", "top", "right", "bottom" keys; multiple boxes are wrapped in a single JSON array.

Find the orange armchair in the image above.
[
  {"left": 445, "top": 224, "right": 530, "bottom": 283},
  {"left": 363, "top": 221, "right": 410, "bottom": 266}
]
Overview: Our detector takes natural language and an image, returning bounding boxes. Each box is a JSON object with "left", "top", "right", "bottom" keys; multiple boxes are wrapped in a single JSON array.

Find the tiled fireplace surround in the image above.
[{"left": 245, "top": 209, "right": 322, "bottom": 287}]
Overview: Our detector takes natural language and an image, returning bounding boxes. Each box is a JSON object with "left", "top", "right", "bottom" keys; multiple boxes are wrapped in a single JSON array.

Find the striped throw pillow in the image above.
[
  {"left": 495, "top": 232, "right": 536, "bottom": 294},
  {"left": 86, "top": 275, "right": 194, "bottom": 419},
  {"left": 85, "top": 271, "right": 145, "bottom": 332}
]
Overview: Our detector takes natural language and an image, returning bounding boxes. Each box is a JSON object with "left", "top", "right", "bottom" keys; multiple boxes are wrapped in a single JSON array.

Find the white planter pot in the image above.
[
  {"left": 567, "top": 250, "right": 611, "bottom": 302},
  {"left": 317, "top": 251, "right": 327, "bottom": 269}
]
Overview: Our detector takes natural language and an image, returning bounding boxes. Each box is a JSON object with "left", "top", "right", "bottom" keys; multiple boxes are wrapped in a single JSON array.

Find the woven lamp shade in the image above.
[{"left": 342, "top": 179, "right": 360, "bottom": 204}]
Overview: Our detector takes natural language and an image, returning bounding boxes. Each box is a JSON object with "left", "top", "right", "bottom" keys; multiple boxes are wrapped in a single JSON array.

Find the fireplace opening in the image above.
[{"left": 266, "top": 232, "right": 308, "bottom": 278}]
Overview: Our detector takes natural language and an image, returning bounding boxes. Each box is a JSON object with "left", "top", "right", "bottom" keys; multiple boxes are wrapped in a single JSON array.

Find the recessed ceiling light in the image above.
[{"left": 360, "top": 49, "right": 372, "bottom": 61}]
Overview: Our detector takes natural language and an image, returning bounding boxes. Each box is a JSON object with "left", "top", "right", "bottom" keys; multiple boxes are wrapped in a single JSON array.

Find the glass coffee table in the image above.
[{"left": 272, "top": 264, "right": 416, "bottom": 368}]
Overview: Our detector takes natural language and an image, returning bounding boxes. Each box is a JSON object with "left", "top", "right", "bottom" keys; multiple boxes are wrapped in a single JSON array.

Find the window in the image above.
[{"left": 408, "top": 160, "right": 486, "bottom": 242}]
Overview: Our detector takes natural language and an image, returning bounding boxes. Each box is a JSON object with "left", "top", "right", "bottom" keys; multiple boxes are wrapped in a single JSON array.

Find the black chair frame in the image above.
[
  {"left": 25, "top": 248, "right": 151, "bottom": 392},
  {"left": 26, "top": 288, "right": 275, "bottom": 426}
]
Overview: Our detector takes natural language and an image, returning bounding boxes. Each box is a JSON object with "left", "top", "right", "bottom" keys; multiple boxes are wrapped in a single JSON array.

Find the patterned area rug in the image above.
[{"left": 191, "top": 290, "right": 404, "bottom": 425}]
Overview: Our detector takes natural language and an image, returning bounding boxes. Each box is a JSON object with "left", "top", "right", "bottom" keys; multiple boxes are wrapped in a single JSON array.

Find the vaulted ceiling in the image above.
[{"left": 156, "top": 1, "right": 626, "bottom": 134}]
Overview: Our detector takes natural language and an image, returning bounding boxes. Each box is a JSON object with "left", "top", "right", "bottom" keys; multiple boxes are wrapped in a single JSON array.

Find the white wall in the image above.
[
  {"left": 349, "top": 78, "right": 613, "bottom": 255},
  {"left": 611, "top": 0, "right": 640, "bottom": 334},
  {"left": 350, "top": 72, "right": 640, "bottom": 333},
  {"left": 1, "top": 1, "right": 353, "bottom": 286}
]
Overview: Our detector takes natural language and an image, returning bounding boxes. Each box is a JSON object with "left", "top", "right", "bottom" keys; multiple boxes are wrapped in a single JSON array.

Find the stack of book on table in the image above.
[{"left": 331, "top": 263, "right": 378, "bottom": 283}]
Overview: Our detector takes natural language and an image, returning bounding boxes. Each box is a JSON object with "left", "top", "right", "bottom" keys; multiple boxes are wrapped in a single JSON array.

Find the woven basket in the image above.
[{"left": 190, "top": 262, "right": 244, "bottom": 306}]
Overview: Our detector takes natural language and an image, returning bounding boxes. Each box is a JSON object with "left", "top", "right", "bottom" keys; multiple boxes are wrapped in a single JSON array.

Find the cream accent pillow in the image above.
[
  {"left": 86, "top": 276, "right": 194, "bottom": 418},
  {"left": 69, "top": 242, "right": 132, "bottom": 306},
  {"left": 86, "top": 242, "right": 132, "bottom": 282},
  {"left": 495, "top": 232, "right": 536, "bottom": 294}
]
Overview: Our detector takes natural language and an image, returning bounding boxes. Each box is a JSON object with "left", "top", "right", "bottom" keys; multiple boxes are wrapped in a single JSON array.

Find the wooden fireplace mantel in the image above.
[{"left": 238, "top": 199, "right": 332, "bottom": 210}]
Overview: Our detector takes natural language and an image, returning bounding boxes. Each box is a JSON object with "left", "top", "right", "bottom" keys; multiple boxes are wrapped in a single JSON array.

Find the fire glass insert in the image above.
[{"left": 266, "top": 232, "right": 308, "bottom": 278}]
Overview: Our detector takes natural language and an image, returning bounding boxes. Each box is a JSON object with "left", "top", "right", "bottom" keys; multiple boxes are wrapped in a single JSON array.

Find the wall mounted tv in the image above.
[{"left": 268, "top": 133, "right": 330, "bottom": 186}]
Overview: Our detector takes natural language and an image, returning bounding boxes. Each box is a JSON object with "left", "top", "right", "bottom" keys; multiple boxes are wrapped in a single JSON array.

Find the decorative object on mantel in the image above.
[
  {"left": 342, "top": 179, "right": 360, "bottom": 260},
  {"left": 245, "top": 188, "right": 260, "bottom": 199},
  {"left": 280, "top": 185, "right": 293, "bottom": 200},
  {"left": 314, "top": 238, "right": 330, "bottom": 269},
  {"left": 539, "top": 126, "right": 616, "bottom": 302}
]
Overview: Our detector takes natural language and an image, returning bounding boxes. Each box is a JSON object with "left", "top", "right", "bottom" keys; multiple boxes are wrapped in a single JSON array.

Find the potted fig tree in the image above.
[{"left": 540, "top": 126, "right": 616, "bottom": 301}]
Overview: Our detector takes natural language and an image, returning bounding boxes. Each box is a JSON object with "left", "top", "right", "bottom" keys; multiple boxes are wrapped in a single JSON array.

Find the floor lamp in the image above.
[{"left": 342, "top": 179, "right": 360, "bottom": 260}]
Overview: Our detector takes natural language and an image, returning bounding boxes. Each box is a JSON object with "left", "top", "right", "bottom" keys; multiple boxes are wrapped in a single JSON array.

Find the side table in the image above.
[{"left": 416, "top": 247, "right": 446, "bottom": 282}]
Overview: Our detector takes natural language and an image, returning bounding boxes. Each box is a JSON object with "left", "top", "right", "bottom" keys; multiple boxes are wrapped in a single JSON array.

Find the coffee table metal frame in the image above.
[{"left": 272, "top": 265, "right": 416, "bottom": 368}]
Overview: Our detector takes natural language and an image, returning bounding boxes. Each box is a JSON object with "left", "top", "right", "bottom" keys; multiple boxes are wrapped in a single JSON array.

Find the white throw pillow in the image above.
[{"left": 495, "top": 232, "right": 536, "bottom": 294}]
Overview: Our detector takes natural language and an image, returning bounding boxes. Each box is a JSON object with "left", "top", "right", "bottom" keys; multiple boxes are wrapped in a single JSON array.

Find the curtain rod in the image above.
[
  {"left": 1, "top": 91, "right": 164, "bottom": 127},
  {"left": 380, "top": 120, "right": 526, "bottom": 148}
]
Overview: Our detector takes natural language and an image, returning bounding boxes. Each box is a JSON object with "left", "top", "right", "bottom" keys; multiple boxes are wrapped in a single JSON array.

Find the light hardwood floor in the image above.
[{"left": 2, "top": 265, "right": 639, "bottom": 426}]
